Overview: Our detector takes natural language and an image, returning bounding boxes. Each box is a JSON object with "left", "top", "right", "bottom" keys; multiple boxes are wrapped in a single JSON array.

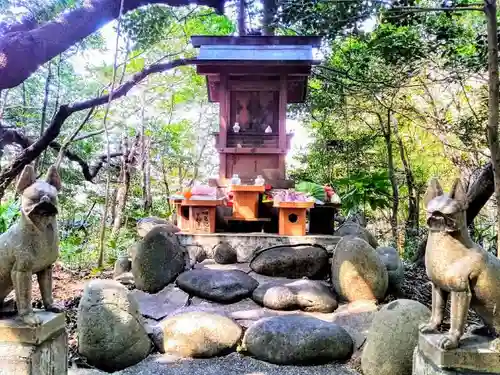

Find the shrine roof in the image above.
[{"left": 191, "top": 36, "right": 321, "bottom": 63}]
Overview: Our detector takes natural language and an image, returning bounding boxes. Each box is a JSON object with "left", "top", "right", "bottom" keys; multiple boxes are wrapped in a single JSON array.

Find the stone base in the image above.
[
  {"left": 413, "top": 332, "right": 500, "bottom": 375},
  {"left": 177, "top": 233, "right": 341, "bottom": 262},
  {"left": 0, "top": 311, "right": 67, "bottom": 375}
]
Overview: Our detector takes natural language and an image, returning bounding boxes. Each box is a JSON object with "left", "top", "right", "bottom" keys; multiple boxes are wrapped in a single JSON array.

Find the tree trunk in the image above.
[
  {"left": 0, "top": 0, "right": 223, "bottom": 89},
  {"left": 35, "top": 62, "right": 52, "bottom": 172},
  {"left": 485, "top": 0, "right": 500, "bottom": 256},
  {"left": 109, "top": 187, "right": 118, "bottom": 224},
  {"left": 238, "top": 0, "right": 246, "bottom": 35},
  {"left": 97, "top": 177, "right": 110, "bottom": 269},
  {"left": 393, "top": 119, "right": 418, "bottom": 235},
  {"left": 142, "top": 136, "right": 152, "bottom": 213},
  {"left": 262, "top": 0, "right": 277, "bottom": 36},
  {"left": 112, "top": 137, "right": 131, "bottom": 234},
  {"left": 380, "top": 111, "right": 398, "bottom": 242}
]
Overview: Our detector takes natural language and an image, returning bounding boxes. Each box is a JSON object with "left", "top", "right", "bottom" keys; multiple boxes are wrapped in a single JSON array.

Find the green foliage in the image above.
[
  {"left": 0, "top": 200, "right": 20, "bottom": 233},
  {"left": 335, "top": 170, "right": 393, "bottom": 213},
  {"left": 295, "top": 181, "right": 326, "bottom": 201},
  {"left": 122, "top": 6, "right": 234, "bottom": 49}
]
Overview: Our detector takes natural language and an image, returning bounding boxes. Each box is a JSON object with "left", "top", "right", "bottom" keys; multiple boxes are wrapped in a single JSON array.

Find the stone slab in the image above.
[
  {"left": 131, "top": 285, "right": 190, "bottom": 320},
  {"left": 194, "top": 259, "right": 251, "bottom": 273},
  {"left": 413, "top": 347, "right": 494, "bottom": 375},
  {"left": 177, "top": 233, "right": 341, "bottom": 262},
  {"left": 0, "top": 310, "right": 65, "bottom": 345},
  {"left": 417, "top": 333, "right": 500, "bottom": 374},
  {"left": 0, "top": 326, "right": 67, "bottom": 375}
]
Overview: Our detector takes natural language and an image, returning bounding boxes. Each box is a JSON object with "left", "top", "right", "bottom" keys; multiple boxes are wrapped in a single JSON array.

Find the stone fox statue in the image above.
[
  {"left": 420, "top": 177, "right": 500, "bottom": 350},
  {"left": 0, "top": 165, "right": 62, "bottom": 326}
]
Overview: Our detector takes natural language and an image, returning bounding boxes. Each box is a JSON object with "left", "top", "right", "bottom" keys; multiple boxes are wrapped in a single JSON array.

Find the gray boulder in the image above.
[
  {"left": 137, "top": 216, "right": 180, "bottom": 237},
  {"left": 334, "top": 222, "right": 379, "bottom": 248},
  {"left": 132, "top": 226, "right": 187, "bottom": 293},
  {"left": 253, "top": 279, "right": 338, "bottom": 313},
  {"left": 77, "top": 279, "right": 151, "bottom": 372},
  {"left": 213, "top": 241, "right": 237, "bottom": 264},
  {"left": 376, "top": 246, "right": 404, "bottom": 295},
  {"left": 250, "top": 245, "right": 329, "bottom": 279},
  {"left": 242, "top": 315, "right": 353, "bottom": 364},
  {"left": 361, "top": 299, "right": 430, "bottom": 375},
  {"left": 159, "top": 312, "right": 242, "bottom": 357},
  {"left": 332, "top": 237, "right": 388, "bottom": 302},
  {"left": 176, "top": 269, "right": 258, "bottom": 303}
]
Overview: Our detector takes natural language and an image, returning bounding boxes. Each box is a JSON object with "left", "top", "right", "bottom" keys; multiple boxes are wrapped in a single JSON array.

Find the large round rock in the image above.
[
  {"left": 213, "top": 241, "right": 237, "bottom": 264},
  {"left": 159, "top": 312, "right": 242, "bottom": 357},
  {"left": 137, "top": 216, "right": 180, "bottom": 237},
  {"left": 361, "top": 299, "right": 430, "bottom": 375},
  {"left": 176, "top": 269, "right": 258, "bottom": 303},
  {"left": 331, "top": 237, "right": 388, "bottom": 302},
  {"left": 132, "top": 226, "right": 187, "bottom": 293},
  {"left": 334, "top": 222, "right": 379, "bottom": 248},
  {"left": 242, "top": 315, "right": 353, "bottom": 364},
  {"left": 250, "top": 245, "right": 329, "bottom": 279},
  {"left": 77, "top": 280, "right": 151, "bottom": 372},
  {"left": 253, "top": 279, "right": 338, "bottom": 313},
  {"left": 376, "top": 246, "right": 404, "bottom": 295}
]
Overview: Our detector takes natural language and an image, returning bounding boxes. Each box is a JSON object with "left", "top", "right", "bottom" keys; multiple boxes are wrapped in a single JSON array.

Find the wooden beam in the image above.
[
  {"left": 218, "top": 147, "right": 288, "bottom": 154},
  {"left": 219, "top": 74, "right": 229, "bottom": 180},
  {"left": 278, "top": 74, "right": 287, "bottom": 151},
  {"left": 196, "top": 65, "right": 312, "bottom": 76}
]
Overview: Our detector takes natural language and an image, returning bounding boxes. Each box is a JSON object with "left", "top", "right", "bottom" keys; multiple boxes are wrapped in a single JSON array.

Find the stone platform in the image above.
[
  {"left": 0, "top": 311, "right": 67, "bottom": 375},
  {"left": 413, "top": 333, "right": 500, "bottom": 375},
  {"left": 177, "top": 233, "right": 341, "bottom": 262}
]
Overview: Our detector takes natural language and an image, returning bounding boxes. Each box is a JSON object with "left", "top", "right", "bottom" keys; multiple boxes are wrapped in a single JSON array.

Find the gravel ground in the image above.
[{"left": 69, "top": 353, "right": 361, "bottom": 375}]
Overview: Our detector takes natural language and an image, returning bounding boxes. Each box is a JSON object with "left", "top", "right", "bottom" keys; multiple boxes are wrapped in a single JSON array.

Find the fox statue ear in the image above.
[
  {"left": 424, "top": 178, "right": 443, "bottom": 208},
  {"left": 449, "top": 178, "right": 467, "bottom": 205},
  {"left": 16, "top": 165, "right": 37, "bottom": 193},
  {"left": 45, "top": 165, "right": 61, "bottom": 191}
]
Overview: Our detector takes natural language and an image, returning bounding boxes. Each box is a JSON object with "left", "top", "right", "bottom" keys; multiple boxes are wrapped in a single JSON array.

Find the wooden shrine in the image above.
[{"left": 191, "top": 36, "right": 321, "bottom": 185}]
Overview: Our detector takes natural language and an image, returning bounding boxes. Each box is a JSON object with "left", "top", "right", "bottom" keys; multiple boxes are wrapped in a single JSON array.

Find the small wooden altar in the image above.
[
  {"left": 230, "top": 185, "right": 266, "bottom": 220},
  {"left": 180, "top": 199, "right": 224, "bottom": 234},
  {"left": 274, "top": 201, "right": 315, "bottom": 236}
]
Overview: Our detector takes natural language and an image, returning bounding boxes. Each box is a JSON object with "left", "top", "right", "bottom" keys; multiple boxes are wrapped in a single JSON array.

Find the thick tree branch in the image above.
[
  {"left": 0, "top": 0, "right": 222, "bottom": 89},
  {"left": 0, "top": 57, "right": 194, "bottom": 196}
]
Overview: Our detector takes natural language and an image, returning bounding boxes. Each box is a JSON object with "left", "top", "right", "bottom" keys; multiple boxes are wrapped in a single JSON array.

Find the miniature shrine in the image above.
[{"left": 170, "top": 35, "right": 341, "bottom": 236}]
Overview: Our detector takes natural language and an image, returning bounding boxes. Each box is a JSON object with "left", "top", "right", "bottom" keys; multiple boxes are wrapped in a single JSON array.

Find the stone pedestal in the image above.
[
  {"left": 0, "top": 311, "right": 68, "bottom": 375},
  {"left": 413, "top": 332, "right": 500, "bottom": 375}
]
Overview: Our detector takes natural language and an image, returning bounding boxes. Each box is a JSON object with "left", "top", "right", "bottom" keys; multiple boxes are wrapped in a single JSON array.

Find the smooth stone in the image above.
[
  {"left": 159, "top": 312, "right": 242, "bottom": 357},
  {"left": 137, "top": 217, "right": 180, "bottom": 237},
  {"left": 242, "top": 315, "right": 353, "bottom": 364},
  {"left": 77, "top": 279, "right": 151, "bottom": 372},
  {"left": 176, "top": 269, "right": 258, "bottom": 303},
  {"left": 332, "top": 237, "right": 388, "bottom": 302},
  {"left": 361, "top": 299, "right": 430, "bottom": 375},
  {"left": 213, "top": 241, "right": 237, "bottom": 264},
  {"left": 250, "top": 245, "right": 329, "bottom": 279},
  {"left": 376, "top": 246, "right": 404, "bottom": 295},
  {"left": 132, "top": 227, "right": 187, "bottom": 293},
  {"left": 115, "top": 271, "right": 135, "bottom": 286},
  {"left": 252, "top": 279, "right": 338, "bottom": 313},
  {"left": 334, "top": 222, "right": 379, "bottom": 248},
  {"left": 131, "top": 284, "right": 190, "bottom": 320}
]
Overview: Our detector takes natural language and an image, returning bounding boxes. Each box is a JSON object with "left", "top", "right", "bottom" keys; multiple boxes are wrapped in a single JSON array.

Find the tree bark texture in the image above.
[
  {"left": 112, "top": 134, "right": 139, "bottom": 234},
  {"left": 0, "top": 58, "right": 192, "bottom": 200},
  {"left": 0, "top": 0, "right": 223, "bottom": 89},
  {"left": 485, "top": 0, "right": 500, "bottom": 256}
]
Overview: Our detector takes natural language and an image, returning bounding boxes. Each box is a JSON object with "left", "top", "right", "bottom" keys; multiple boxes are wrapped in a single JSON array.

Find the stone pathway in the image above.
[{"left": 70, "top": 352, "right": 360, "bottom": 375}]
